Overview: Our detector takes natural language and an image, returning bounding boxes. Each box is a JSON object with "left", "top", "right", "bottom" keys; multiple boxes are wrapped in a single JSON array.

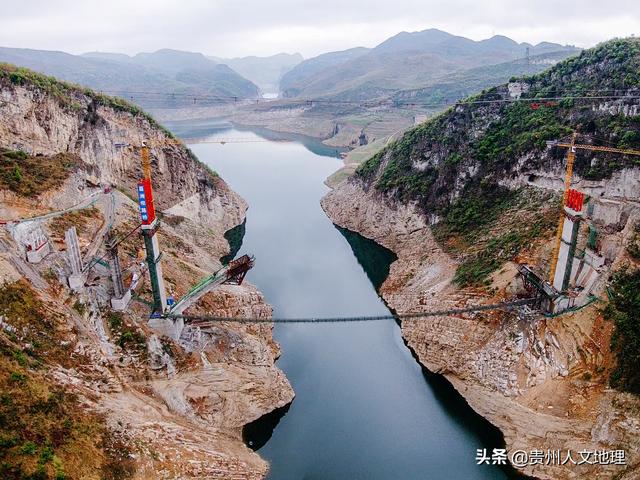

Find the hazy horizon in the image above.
[
  {"left": 2, "top": 0, "right": 638, "bottom": 59},
  {"left": 0, "top": 28, "right": 587, "bottom": 62}
]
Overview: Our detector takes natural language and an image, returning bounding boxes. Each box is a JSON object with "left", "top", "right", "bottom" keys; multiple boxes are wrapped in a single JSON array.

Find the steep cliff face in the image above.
[
  {"left": 355, "top": 38, "right": 640, "bottom": 220},
  {"left": 322, "top": 38, "right": 640, "bottom": 479},
  {"left": 322, "top": 183, "right": 639, "bottom": 480},
  {"left": 0, "top": 64, "right": 246, "bottom": 233},
  {"left": 0, "top": 65, "right": 292, "bottom": 479}
]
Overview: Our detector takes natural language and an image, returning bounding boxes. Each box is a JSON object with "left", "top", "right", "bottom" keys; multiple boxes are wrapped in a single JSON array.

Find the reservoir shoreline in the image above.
[{"left": 178, "top": 118, "right": 508, "bottom": 480}]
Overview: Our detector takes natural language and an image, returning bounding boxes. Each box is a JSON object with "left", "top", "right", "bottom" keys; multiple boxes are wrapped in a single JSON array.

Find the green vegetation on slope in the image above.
[
  {"left": 106, "top": 312, "right": 147, "bottom": 357},
  {"left": 0, "top": 281, "right": 135, "bottom": 480},
  {"left": 0, "top": 281, "right": 75, "bottom": 366},
  {"left": 519, "top": 38, "right": 640, "bottom": 91},
  {"left": 432, "top": 186, "right": 558, "bottom": 287},
  {"left": 0, "top": 63, "right": 174, "bottom": 137},
  {"left": 627, "top": 223, "right": 640, "bottom": 260},
  {"left": 0, "top": 65, "right": 225, "bottom": 189},
  {"left": 357, "top": 38, "right": 640, "bottom": 198},
  {"left": 472, "top": 100, "right": 573, "bottom": 166},
  {"left": 0, "top": 150, "right": 82, "bottom": 197},
  {"left": 391, "top": 50, "right": 579, "bottom": 107},
  {"left": 606, "top": 268, "right": 640, "bottom": 393},
  {"left": 354, "top": 38, "right": 640, "bottom": 286}
]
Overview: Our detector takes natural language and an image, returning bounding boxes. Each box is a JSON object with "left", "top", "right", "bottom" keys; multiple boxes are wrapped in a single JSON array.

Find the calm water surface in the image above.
[{"left": 167, "top": 119, "right": 508, "bottom": 480}]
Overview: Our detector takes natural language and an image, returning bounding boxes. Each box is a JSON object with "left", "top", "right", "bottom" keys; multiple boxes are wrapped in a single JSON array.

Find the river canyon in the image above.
[{"left": 166, "top": 119, "right": 509, "bottom": 480}]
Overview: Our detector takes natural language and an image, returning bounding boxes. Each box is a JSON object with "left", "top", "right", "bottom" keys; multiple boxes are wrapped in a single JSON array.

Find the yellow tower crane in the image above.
[
  {"left": 139, "top": 138, "right": 184, "bottom": 180},
  {"left": 547, "top": 134, "right": 640, "bottom": 283}
]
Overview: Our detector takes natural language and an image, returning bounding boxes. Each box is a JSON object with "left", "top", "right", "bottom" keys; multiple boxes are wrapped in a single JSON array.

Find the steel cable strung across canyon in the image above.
[
  {"left": 95, "top": 90, "right": 640, "bottom": 110},
  {"left": 165, "top": 297, "right": 539, "bottom": 324}
]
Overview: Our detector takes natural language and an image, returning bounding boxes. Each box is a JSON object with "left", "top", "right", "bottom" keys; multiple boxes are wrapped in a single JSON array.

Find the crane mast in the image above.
[
  {"left": 548, "top": 133, "right": 577, "bottom": 283},
  {"left": 547, "top": 133, "right": 640, "bottom": 286},
  {"left": 141, "top": 143, "right": 152, "bottom": 180}
]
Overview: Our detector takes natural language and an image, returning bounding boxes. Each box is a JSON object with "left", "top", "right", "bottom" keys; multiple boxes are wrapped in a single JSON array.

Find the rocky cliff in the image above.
[
  {"left": 322, "top": 38, "right": 640, "bottom": 479},
  {"left": 0, "top": 64, "right": 292, "bottom": 479}
]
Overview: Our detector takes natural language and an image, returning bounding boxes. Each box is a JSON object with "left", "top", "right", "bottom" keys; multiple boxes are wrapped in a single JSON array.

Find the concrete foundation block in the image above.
[
  {"left": 552, "top": 296, "right": 575, "bottom": 313},
  {"left": 148, "top": 316, "right": 184, "bottom": 341},
  {"left": 67, "top": 273, "right": 84, "bottom": 291},
  {"left": 584, "top": 249, "right": 605, "bottom": 269},
  {"left": 26, "top": 242, "right": 51, "bottom": 264},
  {"left": 110, "top": 290, "right": 132, "bottom": 311}
]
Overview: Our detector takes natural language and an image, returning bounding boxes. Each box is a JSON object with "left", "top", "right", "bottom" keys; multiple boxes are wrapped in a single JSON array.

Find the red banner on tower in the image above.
[
  {"left": 137, "top": 178, "right": 156, "bottom": 225},
  {"left": 566, "top": 189, "right": 584, "bottom": 212}
]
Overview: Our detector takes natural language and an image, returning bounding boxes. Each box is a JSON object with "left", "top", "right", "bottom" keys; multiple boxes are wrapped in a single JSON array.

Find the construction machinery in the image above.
[
  {"left": 124, "top": 138, "right": 254, "bottom": 320},
  {"left": 547, "top": 134, "right": 640, "bottom": 287},
  {"left": 135, "top": 140, "right": 177, "bottom": 313},
  {"left": 167, "top": 255, "right": 255, "bottom": 316},
  {"left": 518, "top": 134, "right": 640, "bottom": 314}
]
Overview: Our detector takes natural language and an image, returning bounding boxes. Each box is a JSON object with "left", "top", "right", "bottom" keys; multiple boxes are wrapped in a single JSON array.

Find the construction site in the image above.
[
  {"left": 1, "top": 32, "right": 639, "bottom": 480},
  {"left": 518, "top": 133, "right": 640, "bottom": 315},
  {"left": 1, "top": 140, "right": 257, "bottom": 349},
  {"left": 3, "top": 129, "right": 638, "bottom": 333}
]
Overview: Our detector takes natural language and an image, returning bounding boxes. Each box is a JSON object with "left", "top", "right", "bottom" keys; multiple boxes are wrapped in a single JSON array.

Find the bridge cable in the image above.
[{"left": 166, "top": 297, "right": 539, "bottom": 324}]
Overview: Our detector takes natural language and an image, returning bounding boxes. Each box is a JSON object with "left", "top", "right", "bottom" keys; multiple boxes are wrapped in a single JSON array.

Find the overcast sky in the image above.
[{"left": 2, "top": 0, "right": 638, "bottom": 58}]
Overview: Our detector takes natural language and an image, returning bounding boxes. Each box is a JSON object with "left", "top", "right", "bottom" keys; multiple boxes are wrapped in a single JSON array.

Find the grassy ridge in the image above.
[
  {"left": 432, "top": 186, "right": 558, "bottom": 287},
  {"left": 0, "top": 63, "right": 174, "bottom": 138},
  {"left": 0, "top": 149, "right": 81, "bottom": 197},
  {"left": 357, "top": 38, "right": 640, "bottom": 203},
  {"left": 353, "top": 38, "right": 640, "bottom": 287}
]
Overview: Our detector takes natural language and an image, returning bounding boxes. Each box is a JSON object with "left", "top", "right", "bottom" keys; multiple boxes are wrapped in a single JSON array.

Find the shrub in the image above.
[
  {"left": 9, "top": 372, "right": 26, "bottom": 384},
  {"left": 606, "top": 268, "right": 640, "bottom": 392},
  {"left": 20, "top": 441, "right": 37, "bottom": 455},
  {"left": 627, "top": 223, "right": 640, "bottom": 260},
  {"left": 72, "top": 301, "right": 86, "bottom": 316},
  {"left": 0, "top": 150, "right": 81, "bottom": 197}
]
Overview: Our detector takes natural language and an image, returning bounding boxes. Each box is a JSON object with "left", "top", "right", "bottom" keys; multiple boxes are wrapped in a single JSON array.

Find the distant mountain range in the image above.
[
  {"left": 280, "top": 29, "right": 580, "bottom": 101},
  {"left": 0, "top": 47, "right": 261, "bottom": 107},
  {"left": 209, "top": 53, "right": 303, "bottom": 94},
  {"left": 279, "top": 47, "right": 369, "bottom": 97},
  {"left": 390, "top": 50, "right": 578, "bottom": 108},
  {"left": 0, "top": 29, "right": 580, "bottom": 118}
]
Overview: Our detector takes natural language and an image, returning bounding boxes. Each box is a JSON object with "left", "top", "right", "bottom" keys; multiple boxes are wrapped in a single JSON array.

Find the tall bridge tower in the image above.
[{"left": 138, "top": 143, "right": 168, "bottom": 313}]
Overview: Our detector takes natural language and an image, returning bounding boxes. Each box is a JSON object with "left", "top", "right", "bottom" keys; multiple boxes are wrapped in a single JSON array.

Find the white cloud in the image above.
[{"left": 1, "top": 0, "right": 638, "bottom": 57}]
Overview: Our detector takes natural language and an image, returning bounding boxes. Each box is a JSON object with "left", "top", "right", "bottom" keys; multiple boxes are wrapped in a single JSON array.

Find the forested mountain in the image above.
[
  {"left": 0, "top": 47, "right": 260, "bottom": 108},
  {"left": 279, "top": 47, "right": 370, "bottom": 97},
  {"left": 355, "top": 38, "right": 640, "bottom": 289},
  {"left": 279, "top": 29, "right": 579, "bottom": 100}
]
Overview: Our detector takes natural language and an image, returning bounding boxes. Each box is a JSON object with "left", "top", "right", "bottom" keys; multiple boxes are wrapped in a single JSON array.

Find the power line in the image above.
[
  {"left": 2, "top": 89, "right": 639, "bottom": 116},
  {"left": 188, "top": 138, "right": 292, "bottom": 144},
  {"left": 5, "top": 88, "right": 638, "bottom": 110},
  {"left": 165, "top": 297, "right": 538, "bottom": 324},
  {"left": 96, "top": 86, "right": 640, "bottom": 105}
]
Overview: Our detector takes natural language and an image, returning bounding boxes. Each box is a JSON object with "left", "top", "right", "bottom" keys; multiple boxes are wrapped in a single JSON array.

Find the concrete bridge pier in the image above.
[{"left": 65, "top": 227, "right": 85, "bottom": 291}]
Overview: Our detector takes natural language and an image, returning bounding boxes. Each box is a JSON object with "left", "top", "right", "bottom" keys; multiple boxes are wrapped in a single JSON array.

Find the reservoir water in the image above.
[{"left": 167, "top": 119, "right": 508, "bottom": 480}]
